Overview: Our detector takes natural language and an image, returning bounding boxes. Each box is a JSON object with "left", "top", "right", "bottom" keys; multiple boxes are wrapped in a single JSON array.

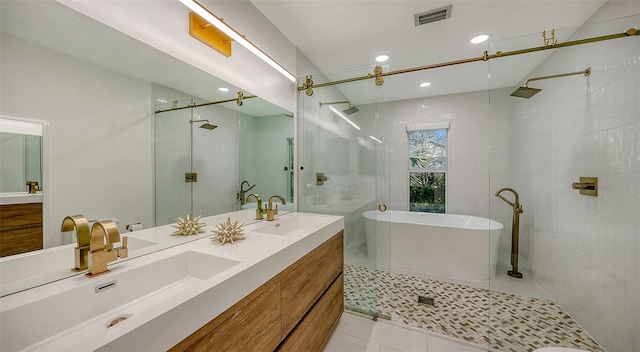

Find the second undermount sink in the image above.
[
  {"left": 0, "top": 251, "right": 240, "bottom": 352},
  {"left": 251, "top": 213, "right": 333, "bottom": 236}
]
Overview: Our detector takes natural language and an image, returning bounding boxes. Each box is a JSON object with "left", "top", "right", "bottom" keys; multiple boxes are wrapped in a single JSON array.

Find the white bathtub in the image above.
[{"left": 363, "top": 210, "right": 503, "bottom": 284}]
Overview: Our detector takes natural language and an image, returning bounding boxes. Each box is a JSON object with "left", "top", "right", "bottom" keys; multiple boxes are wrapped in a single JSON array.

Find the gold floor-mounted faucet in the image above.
[
  {"left": 86, "top": 220, "right": 128, "bottom": 277},
  {"left": 237, "top": 180, "right": 255, "bottom": 205},
  {"left": 495, "top": 188, "right": 524, "bottom": 279},
  {"left": 246, "top": 194, "right": 265, "bottom": 220},
  {"left": 61, "top": 215, "right": 91, "bottom": 272},
  {"left": 266, "top": 195, "right": 286, "bottom": 221}
]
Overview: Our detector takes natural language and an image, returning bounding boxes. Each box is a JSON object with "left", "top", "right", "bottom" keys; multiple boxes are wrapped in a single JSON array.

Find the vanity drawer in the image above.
[
  {"left": 0, "top": 202, "right": 43, "bottom": 257},
  {"left": 280, "top": 273, "right": 344, "bottom": 352},
  {"left": 171, "top": 280, "right": 281, "bottom": 352},
  {"left": 280, "top": 231, "right": 343, "bottom": 335}
]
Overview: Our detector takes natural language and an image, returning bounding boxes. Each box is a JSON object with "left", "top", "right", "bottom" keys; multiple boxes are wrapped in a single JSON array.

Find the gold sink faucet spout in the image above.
[
  {"left": 246, "top": 193, "right": 265, "bottom": 220},
  {"left": 86, "top": 220, "right": 128, "bottom": 277},
  {"left": 266, "top": 195, "right": 286, "bottom": 221},
  {"left": 61, "top": 215, "right": 91, "bottom": 272}
]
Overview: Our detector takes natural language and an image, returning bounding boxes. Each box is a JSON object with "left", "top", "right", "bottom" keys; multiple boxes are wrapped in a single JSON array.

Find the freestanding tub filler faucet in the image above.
[
  {"left": 237, "top": 180, "right": 255, "bottom": 205},
  {"left": 495, "top": 187, "right": 524, "bottom": 278}
]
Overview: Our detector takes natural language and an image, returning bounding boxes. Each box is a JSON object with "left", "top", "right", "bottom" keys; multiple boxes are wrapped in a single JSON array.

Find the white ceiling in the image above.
[{"left": 252, "top": 0, "right": 606, "bottom": 104}]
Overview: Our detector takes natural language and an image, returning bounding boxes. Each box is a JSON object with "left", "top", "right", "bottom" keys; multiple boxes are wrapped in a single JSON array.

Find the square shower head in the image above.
[{"left": 510, "top": 86, "right": 542, "bottom": 98}]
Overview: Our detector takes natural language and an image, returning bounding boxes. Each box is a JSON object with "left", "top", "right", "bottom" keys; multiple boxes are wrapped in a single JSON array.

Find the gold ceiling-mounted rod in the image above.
[
  {"left": 155, "top": 92, "right": 257, "bottom": 114},
  {"left": 297, "top": 28, "right": 639, "bottom": 93}
]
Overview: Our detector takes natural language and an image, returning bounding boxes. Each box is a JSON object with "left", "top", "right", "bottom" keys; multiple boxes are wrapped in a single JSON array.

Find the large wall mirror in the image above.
[{"left": 0, "top": 1, "right": 292, "bottom": 296}]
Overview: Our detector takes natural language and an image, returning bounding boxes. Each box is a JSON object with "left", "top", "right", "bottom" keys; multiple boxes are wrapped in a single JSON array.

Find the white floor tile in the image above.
[
  {"left": 341, "top": 314, "right": 428, "bottom": 352},
  {"left": 489, "top": 265, "right": 551, "bottom": 300},
  {"left": 427, "top": 335, "right": 487, "bottom": 352},
  {"left": 323, "top": 332, "right": 382, "bottom": 352},
  {"left": 334, "top": 312, "right": 350, "bottom": 333},
  {"left": 379, "top": 345, "right": 403, "bottom": 352}
]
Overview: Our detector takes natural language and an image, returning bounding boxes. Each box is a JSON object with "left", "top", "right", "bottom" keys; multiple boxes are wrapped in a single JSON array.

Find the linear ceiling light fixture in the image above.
[
  {"left": 329, "top": 105, "right": 361, "bottom": 130},
  {"left": 178, "top": 0, "right": 296, "bottom": 82}
]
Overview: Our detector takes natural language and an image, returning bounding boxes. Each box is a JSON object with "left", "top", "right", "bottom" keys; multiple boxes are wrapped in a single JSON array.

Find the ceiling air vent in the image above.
[{"left": 414, "top": 5, "right": 452, "bottom": 26}]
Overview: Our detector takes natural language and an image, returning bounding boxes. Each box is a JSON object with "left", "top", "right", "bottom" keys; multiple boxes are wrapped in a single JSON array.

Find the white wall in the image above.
[
  {"left": 1, "top": 32, "right": 154, "bottom": 247},
  {"left": 500, "top": 8, "right": 639, "bottom": 351},
  {"left": 58, "top": 0, "right": 297, "bottom": 113}
]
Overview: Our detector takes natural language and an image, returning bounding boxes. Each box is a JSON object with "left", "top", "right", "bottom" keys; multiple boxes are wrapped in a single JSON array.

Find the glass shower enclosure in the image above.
[{"left": 297, "top": 11, "right": 639, "bottom": 352}]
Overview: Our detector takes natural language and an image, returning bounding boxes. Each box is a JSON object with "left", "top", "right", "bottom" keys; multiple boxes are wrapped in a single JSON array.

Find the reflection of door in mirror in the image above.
[{"left": 0, "top": 118, "right": 45, "bottom": 257}]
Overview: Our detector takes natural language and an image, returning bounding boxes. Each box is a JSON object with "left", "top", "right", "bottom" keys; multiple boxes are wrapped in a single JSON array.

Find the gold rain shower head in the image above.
[
  {"left": 511, "top": 67, "right": 591, "bottom": 98},
  {"left": 319, "top": 100, "right": 360, "bottom": 115},
  {"left": 189, "top": 119, "right": 218, "bottom": 130}
]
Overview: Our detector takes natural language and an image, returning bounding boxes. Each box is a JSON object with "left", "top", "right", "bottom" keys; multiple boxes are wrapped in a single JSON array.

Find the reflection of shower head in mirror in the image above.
[
  {"left": 189, "top": 119, "right": 217, "bottom": 130},
  {"left": 319, "top": 100, "right": 359, "bottom": 115}
]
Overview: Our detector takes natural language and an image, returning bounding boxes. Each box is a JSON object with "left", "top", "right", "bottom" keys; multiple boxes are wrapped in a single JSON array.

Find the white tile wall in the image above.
[
  {"left": 153, "top": 85, "right": 239, "bottom": 225},
  {"left": 496, "top": 13, "right": 640, "bottom": 352}
]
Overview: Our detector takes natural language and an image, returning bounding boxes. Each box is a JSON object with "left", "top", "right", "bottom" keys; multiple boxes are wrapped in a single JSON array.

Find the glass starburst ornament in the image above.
[
  {"left": 171, "top": 214, "right": 207, "bottom": 236},
  {"left": 211, "top": 217, "right": 245, "bottom": 245}
]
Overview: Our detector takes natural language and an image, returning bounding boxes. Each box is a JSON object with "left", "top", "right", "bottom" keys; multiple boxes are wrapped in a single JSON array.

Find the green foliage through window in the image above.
[{"left": 408, "top": 128, "right": 447, "bottom": 213}]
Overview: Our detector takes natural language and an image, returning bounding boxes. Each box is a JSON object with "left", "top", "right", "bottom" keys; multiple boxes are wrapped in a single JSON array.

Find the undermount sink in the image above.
[
  {"left": 251, "top": 213, "right": 332, "bottom": 236},
  {"left": 0, "top": 251, "right": 240, "bottom": 351},
  {"left": 0, "top": 237, "right": 157, "bottom": 296}
]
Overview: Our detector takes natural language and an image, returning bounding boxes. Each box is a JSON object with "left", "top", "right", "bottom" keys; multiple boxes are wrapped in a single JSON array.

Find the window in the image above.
[{"left": 408, "top": 126, "right": 447, "bottom": 213}]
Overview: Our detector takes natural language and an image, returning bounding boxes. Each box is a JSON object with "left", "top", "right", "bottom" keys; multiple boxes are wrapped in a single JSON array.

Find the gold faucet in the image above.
[
  {"left": 266, "top": 195, "right": 286, "bottom": 221},
  {"left": 26, "top": 181, "right": 40, "bottom": 194},
  {"left": 61, "top": 215, "right": 91, "bottom": 272},
  {"left": 237, "top": 180, "right": 255, "bottom": 205},
  {"left": 86, "top": 220, "right": 128, "bottom": 277},
  {"left": 246, "top": 194, "right": 265, "bottom": 220}
]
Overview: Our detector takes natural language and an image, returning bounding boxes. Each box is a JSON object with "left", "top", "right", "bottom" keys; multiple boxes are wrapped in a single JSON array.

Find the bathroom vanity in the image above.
[
  {"left": 0, "top": 211, "right": 344, "bottom": 352},
  {"left": 170, "top": 231, "right": 343, "bottom": 352},
  {"left": 0, "top": 200, "right": 43, "bottom": 257}
]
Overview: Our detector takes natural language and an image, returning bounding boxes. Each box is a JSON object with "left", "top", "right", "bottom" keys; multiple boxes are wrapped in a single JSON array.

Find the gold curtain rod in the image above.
[
  {"left": 155, "top": 94, "right": 257, "bottom": 114},
  {"left": 298, "top": 28, "right": 639, "bottom": 92}
]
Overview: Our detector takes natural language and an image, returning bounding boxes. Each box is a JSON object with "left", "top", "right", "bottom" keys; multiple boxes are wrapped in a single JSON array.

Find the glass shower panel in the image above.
[
  {"left": 298, "top": 66, "right": 390, "bottom": 318},
  {"left": 488, "top": 15, "right": 639, "bottom": 352},
  {"left": 191, "top": 104, "right": 237, "bottom": 217},
  {"left": 154, "top": 98, "right": 193, "bottom": 226}
]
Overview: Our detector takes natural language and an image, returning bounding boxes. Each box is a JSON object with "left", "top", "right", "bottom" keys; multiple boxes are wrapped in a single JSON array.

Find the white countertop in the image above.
[
  {"left": 0, "top": 192, "right": 43, "bottom": 205},
  {"left": 0, "top": 211, "right": 344, "bottom": 352}
]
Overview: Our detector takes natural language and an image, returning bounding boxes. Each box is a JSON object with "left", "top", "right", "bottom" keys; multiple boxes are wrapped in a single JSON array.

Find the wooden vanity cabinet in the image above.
[
  {"left": 0, "top": 202, "right": 43, "bottom": 257},
  {"left": 171, "top": 231, "right": 344, "bottom": 352},
  {"left": 281, "top": 273, "right": 344, "bottom": 352}
]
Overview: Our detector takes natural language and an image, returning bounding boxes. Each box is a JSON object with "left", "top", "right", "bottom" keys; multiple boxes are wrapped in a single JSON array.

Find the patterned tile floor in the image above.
[{"left": 344, "top": 264, "right": 604, "bottom": 352}]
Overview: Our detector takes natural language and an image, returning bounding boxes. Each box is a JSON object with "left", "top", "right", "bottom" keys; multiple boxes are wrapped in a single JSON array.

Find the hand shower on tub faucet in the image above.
[{"left": 495, "top": 187, "right": 523, "bottom": 213}]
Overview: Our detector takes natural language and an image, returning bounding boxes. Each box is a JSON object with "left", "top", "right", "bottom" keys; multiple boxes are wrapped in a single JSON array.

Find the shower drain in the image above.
[{"left": 418, "top": 295, "right": 435, "bottom": 307}]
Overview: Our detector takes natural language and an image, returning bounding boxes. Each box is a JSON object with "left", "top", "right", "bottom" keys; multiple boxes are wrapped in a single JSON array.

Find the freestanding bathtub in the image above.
[{"left": 362, "top": 210, "right": 504, "bottom": 284}]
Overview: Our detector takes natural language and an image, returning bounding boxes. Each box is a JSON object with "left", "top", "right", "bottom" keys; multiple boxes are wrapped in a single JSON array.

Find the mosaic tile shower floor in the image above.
[{"left": 344, "top": 264, "right": 604, "bottom": 352}]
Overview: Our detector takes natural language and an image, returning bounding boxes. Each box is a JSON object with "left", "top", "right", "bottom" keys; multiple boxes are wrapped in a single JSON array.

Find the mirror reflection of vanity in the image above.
[
  {"left": 0, "top": 118, "right": 46, "bottom": 257},
  {"left": 0, "top": 1, "right": 293, "bottom": 296}
]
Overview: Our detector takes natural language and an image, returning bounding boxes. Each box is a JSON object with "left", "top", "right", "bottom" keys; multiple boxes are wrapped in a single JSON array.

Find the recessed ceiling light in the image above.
[
  {"left": 375, "top": 55, "right": 389, "bottom": 62},
  {"left": 470, "top": 34, "right": 489, "bottom": 44},
  {"left": 419, "top": 82, "right": 431, "bottom": 87},
  {"left": 218, "top": 87, "right": 229, "bottom": 92}
]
